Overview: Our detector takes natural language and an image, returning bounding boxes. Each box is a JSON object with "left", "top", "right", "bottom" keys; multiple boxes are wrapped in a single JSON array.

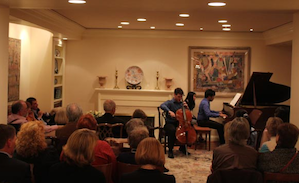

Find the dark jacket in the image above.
[{"left": 0, "top": 152, "right": 32, "bottom": 183}]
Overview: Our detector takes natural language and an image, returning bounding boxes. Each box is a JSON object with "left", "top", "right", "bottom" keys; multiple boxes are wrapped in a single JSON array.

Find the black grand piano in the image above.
[{"left": 223, "top": 72, "right": 290, "bottom": 131}]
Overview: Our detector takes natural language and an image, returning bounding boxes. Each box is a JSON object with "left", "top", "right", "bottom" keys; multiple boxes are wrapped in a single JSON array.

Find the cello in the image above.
[{"left": 175, "top": 100, "right": 197, "bottom": 146}]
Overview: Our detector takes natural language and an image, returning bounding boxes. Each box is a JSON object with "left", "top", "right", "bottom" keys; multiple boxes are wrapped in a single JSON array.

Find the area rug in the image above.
[{"left": 164, "top": 149, "right": 212, "bottom": 183}]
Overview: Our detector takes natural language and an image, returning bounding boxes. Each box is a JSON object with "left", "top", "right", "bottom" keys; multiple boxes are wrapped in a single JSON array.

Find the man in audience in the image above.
[
  {"left": 0, "top": 124, "right": 31, "bottom": 183},
  {"left": 56, "top": 103, "right": 83, "bottom": 153},
  {"left": 160, "top": 87, "right": 189, "bottom": 158},
  {"left": 7, "top": 100, "right": 28, "bottom": 132},
  {"left": 97, "top": 99, "right": 125, "bottom": 137},
  {"left": 117, "top": 126, "right": 149, "bottom": 164},
  {"left": 197, "top": 89, "right": 227, "bottom": 145},
  {"left": 26, "top": 97, "right": 52, "bottom": 122},
  {"left": 258, "top": 123, "right": 299, "bottom": 173}
]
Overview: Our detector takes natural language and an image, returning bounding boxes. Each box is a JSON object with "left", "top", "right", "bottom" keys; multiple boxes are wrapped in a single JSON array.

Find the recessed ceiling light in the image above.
[
  {"left": 62, "top": 38, "right": 68, "bottom": 40},
  {"left": 137, "top": 18, "right": 146, "bottom": 22},
  {"left": 223, "top": 28, "right": 231, "bottom": 31},
  {"left": 150, "top": 26, "right": 155, "bottom": 29},
  {"left": 250, "top": 28, "right": 254, "bottom": 32},
  {"left": 118, "top": 26, "right": 122, "bottom": 29},
  {"left": 200, "top": 27, "right": 203, "bottom": 31},
  {"left": 179, "top": 14, "right": 189, "bottom": 18},
  {"left": 208, "top": 2, "right": 226, "bottom": 6},
  {"left": 222, "top": 24, "right": 231, "bottom": 27},
  {"left": 120, "top": 21, "right": 130, "bottom": 25},
  {"left": 218, "top": 20, "right": 228, "bottom": 23},
  {"left": 176, "top": 23, "right": 184, "bottom": 26},
  {"left": 68, "top": 0, "right": 86, "bottom": 4}
]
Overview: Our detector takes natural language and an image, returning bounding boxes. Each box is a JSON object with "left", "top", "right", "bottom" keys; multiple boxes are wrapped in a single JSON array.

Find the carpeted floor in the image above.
[{"left": 164, "top": 149, "right": 212, "bottom": 183}]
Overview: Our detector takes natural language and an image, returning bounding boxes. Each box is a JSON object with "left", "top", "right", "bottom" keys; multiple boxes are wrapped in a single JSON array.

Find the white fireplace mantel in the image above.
[{"left": 95, "top": 88, "right": 173, "bottom": 113}]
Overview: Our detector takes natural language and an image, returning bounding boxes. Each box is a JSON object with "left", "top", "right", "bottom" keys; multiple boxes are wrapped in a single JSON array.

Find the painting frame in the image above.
[{"left": 188, "top": 46, "right": 251, "bottom": 97}]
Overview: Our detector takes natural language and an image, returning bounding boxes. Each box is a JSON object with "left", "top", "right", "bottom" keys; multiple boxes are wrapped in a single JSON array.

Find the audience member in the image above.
[
  {"left": 14, "top": 121, "right": 59, "bottom": 183},
  {"left": 259, "top": 117, "right": 283, "bottom": 153},
  {"left": 48, "top": 107, "right": 68, "bottom": 125},
  {"left": 258, "top": 123, "right": 299, "bottom": 173},
  {"left": 26, "top": 97, "right": 52, "bottom": 122},
  {"left": 132, "top": 109, "right": 147, "bottom": 122},
  {"left": 56, "top": 103, "right": 83, "bottom": 153},
  {"left": 7, "top": 100, "right": 28, "bottom": 132},
  {"left": 212, "top": 117, "right": 258, "bottom": 172},
  {"left": 49, "top": 129, "right": 106, "bottom": 183},
  {"left": 97, "top": 99, "right": 125, "bottom": 137},
  {"left": 120, "top": 137, "right": 175, "bottom": 183},
  {"left": 26, "top": 101, "right": 37, "bottom": 121},
  {"left": 75, "top": 114, "right": 116, "bottom": 172},
  {"left": 0, "top": 124, "right": 31, "bottom": 183},
  {"left": 235, "top": 109, "right": 257, "bottom": 147},
  {"left": 117, "top": 126, "right": 149, "bottom": 164},
  {"left": 126, "top": 118, "right": 145, "bottom": 135}
]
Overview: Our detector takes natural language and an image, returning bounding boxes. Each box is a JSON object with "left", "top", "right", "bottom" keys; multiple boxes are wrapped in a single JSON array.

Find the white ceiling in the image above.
[{"left": 1, "top": 0, "right": 299, "bottom": 32}]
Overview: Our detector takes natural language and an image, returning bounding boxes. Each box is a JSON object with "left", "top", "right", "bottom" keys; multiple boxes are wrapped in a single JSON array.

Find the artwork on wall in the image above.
[
  {"left": 8, "top": 38, "right": 21, "bottom": 102},
  {"left": 189, "top": 47, "right": 250, "bottom": 95}
]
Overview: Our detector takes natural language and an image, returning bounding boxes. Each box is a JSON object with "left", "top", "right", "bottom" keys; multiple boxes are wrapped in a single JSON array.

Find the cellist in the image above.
[{"left": 160, "top": 88, "right": 190, "bottom": 158}]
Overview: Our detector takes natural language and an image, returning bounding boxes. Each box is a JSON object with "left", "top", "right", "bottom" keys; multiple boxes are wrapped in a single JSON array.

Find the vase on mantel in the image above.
[
  {"left": 97, "top": 76, "right": 107, "bottom": 88},
  {"left": 164, "top": 78, "right": 173, "bottom": 90}
]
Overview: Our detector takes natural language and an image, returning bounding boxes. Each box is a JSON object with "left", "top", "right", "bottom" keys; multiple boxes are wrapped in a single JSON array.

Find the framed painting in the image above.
[
  {"left": 188, "top": 46, "right": 250, "bottom": 96},
  {"left": 8, "top": 38, "right": 21, "bottom": 102}
]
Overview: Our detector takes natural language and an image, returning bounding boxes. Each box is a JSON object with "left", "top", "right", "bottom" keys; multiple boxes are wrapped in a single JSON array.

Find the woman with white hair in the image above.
[{"left": 211, "top": 117, "right": 258, "bottom": 172}]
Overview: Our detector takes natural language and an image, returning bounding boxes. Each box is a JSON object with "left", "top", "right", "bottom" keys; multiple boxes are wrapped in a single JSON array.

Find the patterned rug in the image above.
[{"left": 164, "top": 149, "right": 212, "bottom": 183}]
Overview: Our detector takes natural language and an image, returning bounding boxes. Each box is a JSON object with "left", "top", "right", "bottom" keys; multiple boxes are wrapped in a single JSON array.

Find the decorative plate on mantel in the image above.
[{"left": 125, "top": 66, "right": 144, "bottom": 85}]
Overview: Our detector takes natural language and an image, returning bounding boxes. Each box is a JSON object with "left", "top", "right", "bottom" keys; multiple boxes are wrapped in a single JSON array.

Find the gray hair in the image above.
[
  {"left": 125, "top": 118, "right": 145, "bottom": 135},
  {"left": 228, "top": 117, "right": 250, "bottom": 146},
  {"left": 128, "top": 126, "right": 149, "bottom": 148},
  {"left": 103, "top": 100, "right": 116, "bottom": 112},
  {"left": 66, "top": 103, "right": 83, "bottom": 122}
]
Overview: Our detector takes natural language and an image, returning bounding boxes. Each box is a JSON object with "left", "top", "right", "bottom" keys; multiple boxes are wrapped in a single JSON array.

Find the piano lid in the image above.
[{"left": 239, "top": 72, "right": 290, "bottom": 106}]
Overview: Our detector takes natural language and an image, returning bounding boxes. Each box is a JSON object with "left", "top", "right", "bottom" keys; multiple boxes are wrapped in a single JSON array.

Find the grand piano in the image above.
[{"left": 223, "top": 72, "right": 290, "bottom": 131}]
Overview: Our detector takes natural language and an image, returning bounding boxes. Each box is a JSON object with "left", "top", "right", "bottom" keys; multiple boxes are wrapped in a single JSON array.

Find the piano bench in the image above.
[{"left": 194, "top": 125, "right": 211, "bottom": 151}]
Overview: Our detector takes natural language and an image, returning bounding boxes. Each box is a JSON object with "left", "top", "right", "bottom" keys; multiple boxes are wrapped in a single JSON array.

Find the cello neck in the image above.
[{"left": 182, "top": 99, "right": 187, "bottom": 121}]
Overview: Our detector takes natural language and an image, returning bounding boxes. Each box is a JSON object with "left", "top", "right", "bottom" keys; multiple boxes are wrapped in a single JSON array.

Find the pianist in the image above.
[{"left": 197, "top": 89, "right": 227, "bottom": 145}]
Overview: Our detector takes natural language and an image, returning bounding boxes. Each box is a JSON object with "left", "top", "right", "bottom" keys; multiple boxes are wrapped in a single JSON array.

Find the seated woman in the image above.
[
  {"left": 120, "top": 137, "right": 175, "bottom": 183},
  {"left": 14, "top": 121, "right": 59, "bottom": 183},
  {"left": 117, "top": 126, "right": 149, "bottom": 164},
  {"left": 212, "top": 117, "right": 258, "bottom": 172},
  {"left": 50, "top": 129, "right": 106, "bottom": 183},
  {"left": 258, "top": 123, "right": 299, "bottom": 173},
  {"left": 259, "top": 117, "right": 283, "bottom": 153},
  {"left": 132, "top": 109, "right": 157, "bottom": 137},
  {"left": 184, "top": 92, "right": 197, "bottom": 125},
  {"left": 48, "top": 107, "right": 68, "bottom": 125}
]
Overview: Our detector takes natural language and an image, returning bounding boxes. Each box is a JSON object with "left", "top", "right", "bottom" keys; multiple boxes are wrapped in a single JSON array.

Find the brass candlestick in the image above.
[
  {"left": 155, "top": 71, "right": 160, "bottom": 90},
  {"left": 114, "top": 70, "right": 119, "bottom": 89}
]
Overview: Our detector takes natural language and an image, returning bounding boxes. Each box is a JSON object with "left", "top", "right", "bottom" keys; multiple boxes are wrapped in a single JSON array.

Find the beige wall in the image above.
[
  {"left": 65, "top": 30, "right": 292, "bottom": 113},
  {"left": 9, "top": 23, "right": 53, "bottom": 113}
]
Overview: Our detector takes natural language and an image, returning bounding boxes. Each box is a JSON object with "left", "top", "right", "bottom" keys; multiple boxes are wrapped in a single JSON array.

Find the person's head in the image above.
[
  {"left": 76, "top": 114, "right": 97, "bottom": 131},
  {"left": 204, "top": 89, "right": 216, "bottom": 101},
  {"left": 15, "top": 121, "right": 47, "bottom": 157},
  {"left": 128, "top": 126, "right": 149, "bottom": 149},
  {"left": 53, "top": 107, "right": 68, "bottom": 125},
  {"left": 66, "top": 103, "right": 83, "bottom": 122},
  {"left": 11, "top": 100, "right": 27, "bottom": 117},
  {"left": 103, "top": 100, "right": 116, "bottom": 114},
  {"left": 265, "top": 117, "right": 283, "bottom": 137},
  {"left": 0, "top": 124, "right": 16, "bottom": 155},
  {"left": 135, "top": 137, "right": 165, "bottom": 167},
  {"left": 132, "top": 109, "right": 147, "bottom": 122},
  {"left": 274, "top": 106, "right": 290, "bottom": 123},
  {"left": 276, "top": 123, "right": 299, "bottom": 148},
  {"left": 63, "top": 129, "right": 98, "bottom": 167},
  {"left": 125, "top": 118, "right": 145, "bottom": 135},
  {"left": 185, "top": 92, "right": 196, "bottom": 110},
  {"left": 174, "top": 88, "right": 184, "bottom": 102},
  {"left": 235, "top": 109, "right": 252, "bottom": 127},
  {"left": 26, "top": 97, "right": 38, "bottom": 110},
  {"left": 228, "top": 117, "right": 250, "bottom": 146}
]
